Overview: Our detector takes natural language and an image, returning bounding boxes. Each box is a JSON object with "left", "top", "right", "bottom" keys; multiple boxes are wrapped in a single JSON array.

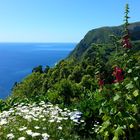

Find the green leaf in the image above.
[
  {"left": 113, "top": 94, "right": 120, "bottom": 101},
  {"left": 114, "top": 83, "right": 119, "bottom": 87},
  {"left": 133, "top": 90, "right": 139, "bottom": 97},
  {"left": 114, "top": 126, "right": 124, "bottom": 137},
  {"left": 104, "top": 131, "right": 109, "bottom": 137},
  {"left": 126, "top": 95, "right": 132, "bottom": 100},
  {"left": 134, "top": 77, "right": 138, "bottom": 81},
  {"left": 99, "top": 120, "right": 110, "bottom": 133},
  {"left": 125, "top": 82, "right": 134, "bottom": 89},
  {"left": 99, "top": 108, "right": 103, "bottom": 115},
  {"left": 116, "top": 111, "right": 122, "bottom": 117},
  {"left": 128, "top": 69, "right": 132, "bottom": 73},
  {"left": 102, "top": 115, "right": 111, "bottom": 121},
  {"left": 129, "top": 124, "right": 134, "bottom": 128},
  {"left": 132, "top": 104, "right": 138, "bottom": 113},
  {"left": 110, "top": 108, "right": 116, "bottom": 115},
  {"left": 103, "top": 120, "right": 110, "bottom": 127},
  {"left": 113, "top": 136, "right": 119, "bottom": 140}
]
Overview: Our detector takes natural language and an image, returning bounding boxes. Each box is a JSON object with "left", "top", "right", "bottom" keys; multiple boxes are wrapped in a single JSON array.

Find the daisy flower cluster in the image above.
[{"left": 0, "top": 101, "right": 84, "bottom": 140}]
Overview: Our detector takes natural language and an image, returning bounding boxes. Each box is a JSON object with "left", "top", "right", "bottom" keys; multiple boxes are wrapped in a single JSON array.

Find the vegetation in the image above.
[{"left": 0, "top": 4, "right": 140, "bottom": 140}]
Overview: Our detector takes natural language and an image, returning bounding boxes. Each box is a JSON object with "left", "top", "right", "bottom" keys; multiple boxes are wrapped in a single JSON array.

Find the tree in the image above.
[
  {"left": 44, "top": 65, "right": 50, "bottom": 73},
  {"left": 80, "top": 75, "right": 95, "bottom": 90},
  {"left": 71, "top": 65, "right": 83, "bottom": 83},
  {"left": 32, "top": 65, "right": 43, "bottom": 73},
  {"left": 12, "top": 73, "right": 44, "bottom": 99},
  {"left": 48, "top": 79, "right": 82, "bottom": 105}
]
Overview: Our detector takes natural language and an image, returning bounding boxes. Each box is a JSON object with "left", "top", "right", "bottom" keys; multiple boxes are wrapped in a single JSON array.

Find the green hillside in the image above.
[{"left": 69, "top": 22, "right": 140, "bottom": 60}]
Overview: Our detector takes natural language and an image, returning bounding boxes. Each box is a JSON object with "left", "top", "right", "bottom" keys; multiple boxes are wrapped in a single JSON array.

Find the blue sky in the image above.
[{"left": 0, "top": 0, "right": 139, "bottom": 42}]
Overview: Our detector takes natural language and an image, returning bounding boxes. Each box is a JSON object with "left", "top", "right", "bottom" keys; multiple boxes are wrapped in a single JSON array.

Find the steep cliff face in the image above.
[{"left": 69, "top": 22, "right": 140, "bottom": 60}]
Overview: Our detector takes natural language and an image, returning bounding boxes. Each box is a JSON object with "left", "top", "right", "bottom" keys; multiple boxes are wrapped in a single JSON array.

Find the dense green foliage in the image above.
[{"left": 1, "top": 4, "right": 140, "bottom": 140}]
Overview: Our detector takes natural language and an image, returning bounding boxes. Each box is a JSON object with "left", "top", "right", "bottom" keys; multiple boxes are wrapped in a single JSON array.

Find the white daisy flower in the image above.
[
  {"left": 7, "top": 133, "right": 15, "bottom": 139},
  {"left": 19, "top": 126, "right": 27, "bottom": 131},
  {"left": 31, "top": 132, "right": 41, "bottom": 137},
  {"left": 34, "top": 126, "right": 40, "bottom": 129},
  {"left": 18, "top": 137, "right": 26, "bottom": 140}
]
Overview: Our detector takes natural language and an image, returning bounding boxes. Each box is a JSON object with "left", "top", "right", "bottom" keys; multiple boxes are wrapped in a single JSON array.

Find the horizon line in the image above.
[{"left": 0, "top": 42, "right": 78, "bottom": 44}]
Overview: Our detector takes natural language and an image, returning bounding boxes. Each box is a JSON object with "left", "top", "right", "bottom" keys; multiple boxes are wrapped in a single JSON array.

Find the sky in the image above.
[{"left": 0, "top": 0, "right": 140, "bottom": 43}]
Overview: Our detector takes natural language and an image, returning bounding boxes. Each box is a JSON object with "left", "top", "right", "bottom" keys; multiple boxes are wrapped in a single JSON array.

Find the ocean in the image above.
[{"left": 0, "top": 43, "right": 76, "bottom": 99}]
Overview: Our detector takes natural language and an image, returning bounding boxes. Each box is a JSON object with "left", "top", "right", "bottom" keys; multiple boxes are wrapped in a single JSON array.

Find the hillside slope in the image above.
[{"left": 69, "top": 21, "right": 140, "bottom": 60}]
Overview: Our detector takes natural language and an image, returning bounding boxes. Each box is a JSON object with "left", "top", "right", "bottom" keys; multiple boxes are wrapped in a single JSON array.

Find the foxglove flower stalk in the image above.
[
  {"left": 113, "top": 66, "right": 124, "bottom": 83},
  {"left": 122, "top": 34, "right": 132, "bottom": 48},
  {"left": 98, "top": 79, "right": 104, "bottom": 87}
]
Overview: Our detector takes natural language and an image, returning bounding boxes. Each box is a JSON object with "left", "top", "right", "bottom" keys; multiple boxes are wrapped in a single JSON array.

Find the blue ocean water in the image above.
[{"left": 0, "top": 43, "right": 76, "bottom": 99}]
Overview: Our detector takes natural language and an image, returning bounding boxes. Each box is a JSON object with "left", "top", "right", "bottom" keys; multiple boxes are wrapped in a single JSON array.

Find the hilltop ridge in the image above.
[{"left": 69, "top": 21, "right": 140, "bottom": 60}]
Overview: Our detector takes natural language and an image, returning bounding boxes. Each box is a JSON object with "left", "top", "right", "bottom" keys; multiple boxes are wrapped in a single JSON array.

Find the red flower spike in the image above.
[
  {"left": 113, "top": 66, "right": 124, "bottom": 83},
  {"left": 98, "top": 79, "right": 104, "bottom": 87},
  {"left": 122, "top": 35, "right": 132, "bottom": 48},
  {"left": 98, "top": 79, "right": 104, "bottom": 91}
]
